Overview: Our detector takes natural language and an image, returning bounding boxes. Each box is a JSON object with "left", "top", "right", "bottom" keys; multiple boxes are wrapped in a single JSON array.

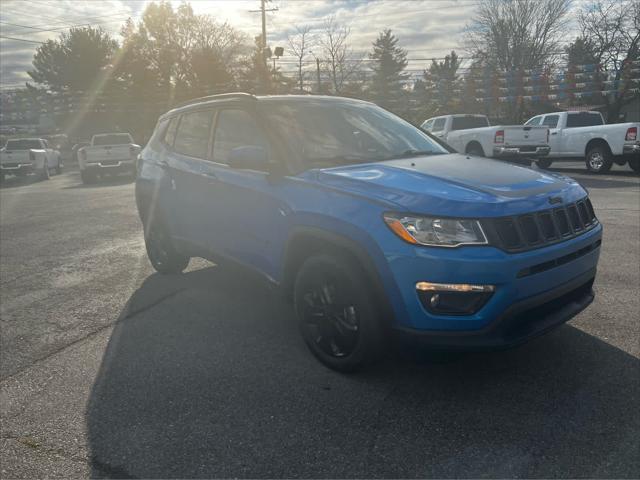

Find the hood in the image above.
[{"left": 303, "top": 153, "right": 586, "bottom": 217}]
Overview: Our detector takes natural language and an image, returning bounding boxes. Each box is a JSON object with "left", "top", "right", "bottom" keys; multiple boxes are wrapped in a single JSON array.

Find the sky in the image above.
[{"left": 0, "top": 0, "right": 582, "bottom": 90}]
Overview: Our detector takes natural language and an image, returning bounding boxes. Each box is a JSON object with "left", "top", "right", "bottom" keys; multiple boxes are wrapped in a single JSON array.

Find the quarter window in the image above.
[
  {"left": 432, "top": 118, "right": 446, "bottom": 131},
  {"left": 173, "top": 110, "right": 213, "bottom": 158},
  {"left": 212, "top": 109, "right": 268, "bottom": 165},
  {"left": 164, "top": 117, "right": 179, "bottom": 147}
]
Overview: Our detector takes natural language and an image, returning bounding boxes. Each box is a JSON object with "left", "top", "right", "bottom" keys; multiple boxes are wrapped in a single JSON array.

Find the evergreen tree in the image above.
[{"left": 368, "top": 29, "right": 409, "bottom": 110}]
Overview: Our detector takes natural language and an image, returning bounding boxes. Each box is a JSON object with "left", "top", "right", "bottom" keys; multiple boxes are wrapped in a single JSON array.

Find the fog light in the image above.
[{"left": 416, "top": 282, "right": 495, "bottom": 316}]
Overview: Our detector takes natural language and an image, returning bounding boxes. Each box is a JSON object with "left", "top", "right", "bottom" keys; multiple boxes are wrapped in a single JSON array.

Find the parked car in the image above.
[
  {"left": 78, "top": 133, "right": 140, "bottom": 184},
  {"left": 136, "top": 93, "right": 602, "bottom": 371},
  {"left": 524, "top": 111, "right": 640, "bottom": 173},
  {"left": 0, "top": 138, "right": 62, "bottom": 182},
  {"left": 421, "top": 114, "right": 550, "bottom": 164}
]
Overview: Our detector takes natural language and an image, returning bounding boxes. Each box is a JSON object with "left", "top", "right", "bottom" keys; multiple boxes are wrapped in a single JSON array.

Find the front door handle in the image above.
[{"left": 551, "top": 132, "right": 558, "bottom": 135}]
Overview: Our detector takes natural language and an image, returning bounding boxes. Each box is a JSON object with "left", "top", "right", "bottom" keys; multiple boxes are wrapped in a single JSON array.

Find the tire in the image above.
[
  {"left": 585, "top": 145, "right": 613, "bottom": 173},
  {"left": 294, "top": 252, "right": 385, "bottom": 372},
  {"left": 145, "top": 219, "right": 190, "bottom": 274},
  {"left": 80, "top": 170, "right": 97, "bottom": 184},
  {"left": 628, "top": 157, "right": 640, "bottom": 174},
  {"left": 466, "top": 143, "right": 485, "bottom": 157},
  {"left": 536, "top": 158, "right": 553, "bottom": 169},
  {"left": 40, "top": 163, "right": 50, "bottom": 181}
]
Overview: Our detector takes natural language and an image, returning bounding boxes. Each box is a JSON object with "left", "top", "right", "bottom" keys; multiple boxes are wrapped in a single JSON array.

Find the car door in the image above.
[
  {"left": 202, "top": 107, "right": 290, "bottom": 278},
  {"left": 166, "top": 108, "right": 216, "bottom": 249},
  {"left": 541, "top": 114, "right": 562, "bottom": 155}
]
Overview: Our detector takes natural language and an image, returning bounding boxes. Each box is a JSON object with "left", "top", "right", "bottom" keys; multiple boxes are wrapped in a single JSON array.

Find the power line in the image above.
[{"left": 0, "top": 35, "right": 45, "bottom": 44}]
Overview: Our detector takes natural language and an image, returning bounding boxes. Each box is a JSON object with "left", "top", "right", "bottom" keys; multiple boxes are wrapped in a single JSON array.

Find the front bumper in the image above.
[
  {"left": 83, "top": 159, "right": 135, "bottom": 173},
  {"left": 395, "top": 267, "right": 595, "bottom": 349},
  {"left": 493, "top": 145, "right": 550, "bottom": 158},
  {"left": 0, "top": 163, "right": 35, "bottom": 174},
  {"left": 383, "top": 222, "right": 602, "bottom": 341},
  {"left": 623, "top": 141, "right": 640, "bottom": 156}
]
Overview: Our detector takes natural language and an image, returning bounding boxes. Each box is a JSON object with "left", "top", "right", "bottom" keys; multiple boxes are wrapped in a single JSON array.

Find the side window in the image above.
[
  {"left": 432, "top": 118, "right": 446, "bottom": 132},
  {"left": 173, "top": 110, "right": 213, "bottom": 158},
  {"left": 164, "top": 116, "right": 179, "bottom": 147},
  {"left": 526, "top": 116, "right": 542, "bottom": 126},
  {"left": 212, "top": 109, "right": 268, "bottom": 165},
  {"left": 542, "top": 115, "right": 559, "bottom": 128},
  {"left": 421, "top": 119, "right": 434, "bottom": 131},
  {"left": 41, "top": 139, "right": 48, "bottom": 148}
]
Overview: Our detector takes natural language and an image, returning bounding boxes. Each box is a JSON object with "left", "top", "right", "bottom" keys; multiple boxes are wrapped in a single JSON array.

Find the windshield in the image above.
[
  {"left": 451, "top": 116, "right": 489, "bottom": 130},
  {"left": 260, "top": 100, "right": 448, "bottom": 169},
  {"left": 5, "top": 139, "right": 41, "bottom": 150},
  {"left": 93, "top": 134, "right": 133, "bottom": 146}
]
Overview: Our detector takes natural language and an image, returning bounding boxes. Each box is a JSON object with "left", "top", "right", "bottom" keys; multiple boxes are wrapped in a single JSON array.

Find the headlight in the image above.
[{"left": 383, "top": 213, "right": 488, "bottom": 247}]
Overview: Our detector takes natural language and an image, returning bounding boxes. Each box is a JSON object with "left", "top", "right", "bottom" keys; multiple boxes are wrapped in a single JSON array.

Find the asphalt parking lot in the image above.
[{"left": 1, "top": 163, "right": 638, "bottom": 478}]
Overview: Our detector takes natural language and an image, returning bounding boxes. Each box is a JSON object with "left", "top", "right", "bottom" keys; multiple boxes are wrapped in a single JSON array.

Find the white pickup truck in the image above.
[
  {"left": 524, "top": 111, "right": 640, "bottom": 173},
  {"left": 0, "top": 138, "right": 62, "bottom": 182},
  {"left": 421, "top": 114, "right": 550, "bottom": 164},
  {"left": 78, "top": 133, "right": 140, "bottom": 184}
]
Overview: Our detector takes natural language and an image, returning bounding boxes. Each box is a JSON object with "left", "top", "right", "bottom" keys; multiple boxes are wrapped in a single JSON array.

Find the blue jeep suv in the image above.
[{"left": 136, "top": 93, "right": 602, "bottom": 371}]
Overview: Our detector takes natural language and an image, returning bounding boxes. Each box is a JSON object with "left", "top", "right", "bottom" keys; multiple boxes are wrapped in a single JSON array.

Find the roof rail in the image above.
[{"left": 174, "top": 92, "right": 257, "bottom": 109}]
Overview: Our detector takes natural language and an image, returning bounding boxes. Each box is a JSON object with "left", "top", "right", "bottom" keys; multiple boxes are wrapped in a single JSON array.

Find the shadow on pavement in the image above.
[
  {"left": 87, "top": 264, "right": 640, "bottom": 478},
  {"left": 63, "top": 176, "right": 135, "bottom": 189},
  {"left": 0, "top": 175, "right": 51, "bottom": 189}
]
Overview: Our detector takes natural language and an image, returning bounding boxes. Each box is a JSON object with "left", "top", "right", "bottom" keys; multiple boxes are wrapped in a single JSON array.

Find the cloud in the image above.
[{"left": 0, "top": 0, "right": 581, "bottom": 90}]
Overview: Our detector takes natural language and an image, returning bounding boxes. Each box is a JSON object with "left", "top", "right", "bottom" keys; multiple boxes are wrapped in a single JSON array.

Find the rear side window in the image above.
[
  {"left": 542, "top": 115, "right": 559, "bottom": 128},
  {"left": 432, "top": 118, "right": 446, "bottom": 132},
  {"left": 451, "top": 116, "right": 489, "bottom": 130},
  {"left": 164, "top": 117, "right": 179, "bottom": 147},
  {"left": 566, "top": 112, "right": 603, "bottom": 128},
  {"left": 174, "top": 110, "right": 213, "bottom": 158},
  {"left": 526, "top": 116, "right": 542, "bottom": 126},
  {"left": 212, "top": 109, "right": 268, "bottom": 165}
]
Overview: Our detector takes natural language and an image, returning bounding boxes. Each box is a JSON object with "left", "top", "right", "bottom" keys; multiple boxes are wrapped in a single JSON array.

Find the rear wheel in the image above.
[
  {"left": 294, "top": 253, "right": 385, "bottom": 372},
  {"left": 628, "top": 157, "right": 640, "bottom": 174},
  {"left": 80, "top": 170, "right": 97, "bottom": 184},
  {"left": 585, "top": 145, "right": 613, "bottom": 173},
  {"left": 466, "top": 143, "right": 485, "bottom": 157},
  {"left": 145, "top": 220, "right": 189, "bottom": 274},
  {"left": 536, "top": 158, "right": 553, "bottom": 169},
  {"left": 40, "top": 163, "right": 50, "bottom": 180}
]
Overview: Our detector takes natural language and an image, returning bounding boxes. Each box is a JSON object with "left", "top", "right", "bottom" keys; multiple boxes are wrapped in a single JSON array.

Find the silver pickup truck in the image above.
[
  {"left": 0, "top": 138, "right": 62, "bottom": 182},
  {"left": 78, "top": 133, "right": 140, "bottom": 184}
]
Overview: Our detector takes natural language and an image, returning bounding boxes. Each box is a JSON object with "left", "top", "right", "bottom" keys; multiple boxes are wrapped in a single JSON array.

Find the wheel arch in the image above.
[
  {"left": 281, "top": 226, "right": 395, "bottom": 323},
  {"left": 465, "top": 140, "right": 484, "bottom": 155},
  {"left": 585, "top": 138, "right": 612, "bottom": 157}
]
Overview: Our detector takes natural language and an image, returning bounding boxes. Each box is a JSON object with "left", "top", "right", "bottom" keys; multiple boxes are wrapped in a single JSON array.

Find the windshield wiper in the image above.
[
  {"left": 395, "top": 149, "right": 445, "bottom": 158},
  {"left": 306, "top": 155, "right": 371, "bottom": 167}
]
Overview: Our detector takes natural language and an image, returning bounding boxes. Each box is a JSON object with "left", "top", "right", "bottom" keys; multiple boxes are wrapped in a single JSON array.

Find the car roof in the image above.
[{"left": 160, "top": 93, "right": 373, "bottom": 119}]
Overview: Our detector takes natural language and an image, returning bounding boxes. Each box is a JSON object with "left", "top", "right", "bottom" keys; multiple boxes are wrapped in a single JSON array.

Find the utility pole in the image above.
[
  {"left": 250, "top": 0, "right": 278, "bottom": 68},
  {"left": 316, "top": 58, "right": 321, "bottom": 94}
]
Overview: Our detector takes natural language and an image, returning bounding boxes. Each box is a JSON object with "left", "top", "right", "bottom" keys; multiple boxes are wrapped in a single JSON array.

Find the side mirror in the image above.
[{"left": 228, "top": 146, "right": 269, "bottom": 171}]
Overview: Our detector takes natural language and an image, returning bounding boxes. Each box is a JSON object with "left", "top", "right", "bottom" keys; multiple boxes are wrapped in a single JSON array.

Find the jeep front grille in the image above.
[{"left": 482, "top": 197, "right": 598, "bottom": 253}]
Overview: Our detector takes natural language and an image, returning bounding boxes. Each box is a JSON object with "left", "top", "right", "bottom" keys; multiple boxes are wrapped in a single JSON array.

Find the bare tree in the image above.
[
  {"left": 287, "top": 25, "right": 313, "bottom": 93},
  {"left": 465, "top": 0, "right": 570, "bottom": 121},
  {"left": 318, "top": 16, "right": 361, "bottom": 94},
  {"left": 579, "top": 0, "right": 640, "bottom": 121},
  {"left": 466, "top": 0, "right": 570, "bottom": 70}
]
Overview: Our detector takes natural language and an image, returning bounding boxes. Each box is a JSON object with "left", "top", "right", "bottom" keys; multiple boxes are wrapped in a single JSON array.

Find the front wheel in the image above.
[
  {"left": 585, "top": 145, "right": 613, "bottom": 173},
  {"left": 294, "top": 253, "right": 385, "bottom": 372},
  {"left": 145, "top": 220, "right": 190, "bottom": 274},
  {"left": 536, "top": 158, "right": 553, "bottom": 169}
]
